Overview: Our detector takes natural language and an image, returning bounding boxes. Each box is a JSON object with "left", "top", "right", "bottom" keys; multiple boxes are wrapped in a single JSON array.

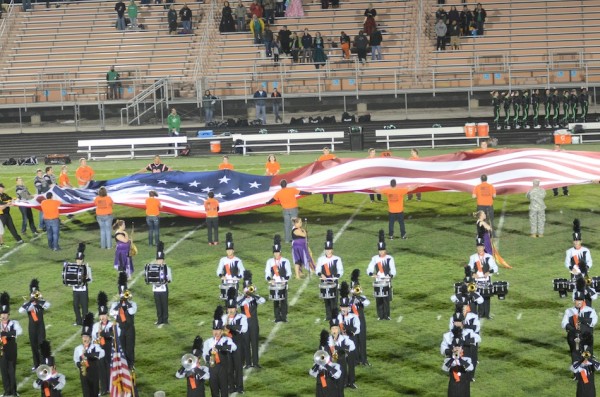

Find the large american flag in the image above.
[
  {"left": 110, "top": 344, "right": 133, "bottom": 397},
  {"left": 16, "top": 149, "right": 600, "bottom": 218}
]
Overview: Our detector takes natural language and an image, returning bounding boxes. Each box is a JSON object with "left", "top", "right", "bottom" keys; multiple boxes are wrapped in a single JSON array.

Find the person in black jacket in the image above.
[
  {"left": 511, "top": 91, "right": 522, "bottom": 129},
  {"left": 502, "top": 92, "right": 511, "bottom": 129},
  {"left": 168, "top": 4, "right": 177, "bottom": 34},
  {"left": 180, "top": 4, "right": 193, "bottom": 34},
  {"left": 370, "top": 25, "right": 382, "bottom": 60},
  {"left": 115, "top": 0, "right": 126, "bottom": 30},
  {"left": 543, "top": 89, "right": 552, "bottom": 128},
  {"left": 0, "top": 184, "right": 24, "bottom": 245},
  {"left": 551, "top": 89, "right": 561, "bottom": 128},
  {"left": 491, "top": 91, "right": 501, "bottom": 130},
  {"left": 459, "top": 4, "right": 472, "bottom": 36},
  {"left": 473, "top": 3, "right": 486, "bottom": 36},
  {"left": 354, "top": 30, "right": 369, "bottom": 64},
  {"left": 579, "top": 87, "right": 589, "bottom": 122}
]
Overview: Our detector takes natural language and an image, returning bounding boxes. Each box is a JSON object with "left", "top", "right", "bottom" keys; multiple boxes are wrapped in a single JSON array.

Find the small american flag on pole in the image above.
[{"left": 110, "top": 343, "right": 133, "bottom": 397}]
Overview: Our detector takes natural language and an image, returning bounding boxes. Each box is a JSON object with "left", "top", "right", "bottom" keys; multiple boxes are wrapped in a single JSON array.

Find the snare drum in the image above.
[
  {"left": 62, "top": 262, "right": 87, "bottom": 286},
  {"left": 319, "top": 281, "right": 337, "bottom": 300},
  {"left": 553, "top": 278, "right": 570, "bottom": 291},
  {"left": 144, "top": 264, "right": 168, "bottom": 284},
  {"left": 592, "top": 277, "right": 600, "bottom": 290},
  {"left": 220, "top": 280, "right": 239, "bottom": 300},
  {"left": 373, "top": 280, "right": 390, "bottom": 298},
  {"left": 454, "top": 282, "right": 462, "bottom": 295},
  {"left": 476, "top": 281, "right": 493, "bottom": 298},
  {"left": 492, "top": 281, "right": 509, "bottom": 300},
  {"left": 269, "top": 282, "right": 287, "bottom": 301}
]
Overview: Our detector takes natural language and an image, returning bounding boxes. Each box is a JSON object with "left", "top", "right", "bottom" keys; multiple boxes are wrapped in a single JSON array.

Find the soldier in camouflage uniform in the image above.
[{"left": 526, "top": 179, "right": 546, "bottom": 238}]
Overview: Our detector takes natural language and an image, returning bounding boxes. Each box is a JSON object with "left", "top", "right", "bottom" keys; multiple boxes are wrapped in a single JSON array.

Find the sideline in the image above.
[
  {"left": 16, "top": 224, "right": 202, "bottom": 392},
  {"left": 243, "top": 198, "right": 368, "bottom": 383}
]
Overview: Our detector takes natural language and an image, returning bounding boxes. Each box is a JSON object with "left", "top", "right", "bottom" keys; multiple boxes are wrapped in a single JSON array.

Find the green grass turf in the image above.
[{"left": 0, "top": 144, "right": 599, "bottom": 396}]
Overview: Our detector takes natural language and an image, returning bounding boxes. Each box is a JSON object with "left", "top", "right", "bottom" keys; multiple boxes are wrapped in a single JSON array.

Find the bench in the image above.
[
  {"left": 567, "top": 123, "right": 600, "bottom": 143},
  {"left": 77, "top": 136, "right": 188, "bottom": 160},
  {"left": 230, "top": 131, "right": 345, "bottom": 155},
  {"left": 375, "top": 127, "right": 482, "bottom": 149}
]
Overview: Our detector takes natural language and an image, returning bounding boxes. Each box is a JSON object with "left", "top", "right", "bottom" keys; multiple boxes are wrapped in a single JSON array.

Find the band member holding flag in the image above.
[
  {"left": 73, "top": 312, "right": 105, "bottom": 397},
  {"left": 109, "top": 324, "right": 135, "bottom": 397},
  {"left": 265, "top": 235, "right": 291, "bottom": 323},
  {"left": 33, "top": 340, "right": 66, "bottom": 397},
  {"left": 316, "top": 230, "right": 344, "bottom": 321},
  {"left": 203, "top": 306, "right": 237, "bottom": 397},
  {"left": 176, "top": 336, "right": 209, "bottom": 397},
  {"left": 366, "top": 231, "right": 396, "bottom": 320}
]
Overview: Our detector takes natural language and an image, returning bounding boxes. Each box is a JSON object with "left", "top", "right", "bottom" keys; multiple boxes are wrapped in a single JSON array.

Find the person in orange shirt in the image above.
[
  {"left": 472, "top": 174, "right": 496, "bottom": 231},
  {"left": 40, "top": 192, "right": 61, "bottom": 251},
  {"left": 205, "top": 191, "right": 220, "bottom": 246},
  {"left": 58, "top": 165, "right": 72, "bottom": 188},
  {"left": 266, "top": 179, "right": 312, "bottom": 243},
  {"left": 75, "top": 158, "right": 95, "bottom": 188},
  {"left": 94, "top": 187, "right": 114, "bottom": 249},
  {"left": 218, "top": 155, "right": 234, "bottom": 170},
  {"left": 317, "top": 146, "right": 337, "bottom": 204},
  {"left": 407, "top": 148, "right": 422, "bottom": 202},
  {"left": 471, "top": 140, "right": 496, "bottom": 154},
  {"left": 145, "top": 190, "right": 162, "bottom": 246},
  {"left": 377, "top": 179, "right": 417, "bottom": 240},
  {"left": 265, "top": 154, "right": 281, "bottom": 176}
]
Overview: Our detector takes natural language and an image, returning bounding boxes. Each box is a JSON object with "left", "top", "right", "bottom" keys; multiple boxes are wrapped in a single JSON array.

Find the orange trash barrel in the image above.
[
  {"left": 477, "top": 122, "right": 489, "bottom": 137},
  {"left": 464, "top": 123, "right": 476, "bottom": 137},
  {"left": 210, "top": 141, "right": 221, "bottom": 153}
]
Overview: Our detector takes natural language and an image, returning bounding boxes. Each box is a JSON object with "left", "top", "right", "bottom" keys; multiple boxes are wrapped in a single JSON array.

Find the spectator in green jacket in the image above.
[
  {"left": 128, "top": 0, "right": 139, "bottom": 27},
  {"left": 167, "top": 108, "right": 181, "bottom": 136},
  {"left": 106, "top": 66, "right": 120, "bottom": 100}
]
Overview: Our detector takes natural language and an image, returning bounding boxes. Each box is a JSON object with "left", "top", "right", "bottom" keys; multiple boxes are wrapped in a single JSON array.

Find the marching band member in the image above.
[
  {"left": 448, "top": 301, "right": 481, "bottom": 335},
  {"left": 441, "top": 338, "right": 474, "bottom": 397},
  {"left": 176, "top": 336, "right": 210, "bottom": 397},
  {"left": 223, "top": 288, "right": 248, "bottom": 394},
  {"left": 73, "top": 312, "right": 105, "bottom": 397},
  {"left": 239, "top": 270, "right": 266, "bottom": 369},
  {"left": 349, "top": 269, "right": 371, "bottom": 366},
  {"left": 566, "top": 219, "right": 593, "bottom": 277},
  {"left": 467, "top": 237, "right": 498, "bottom": 319},
  {"left": 338, "top": 283, "right": 360, "bottom": 390},
  {"left": 216, "top": 233, "right": 245, "bottom": 282},
  {"left": 71, "top": 243, "right": 92, "bottom": 326},
  {"left": 0, "top": 292, "right": 23, "bottom": 397},
  {"left": 441, "top": 316, "right": 480, "bottom": 382},
  {"left": 109, "top": 272, "right": 137, "bottom": 368},
  {"left": 310, "top": 330, "right": 342, "bottom": 397},
  {"left": 316, "top": 230, "right": 344, "bottom": 321},
  {"left": 562, "top": 291, "right": 598, "bottom": 361},
  {"left": 19, "top": 278, "right": 51, "bottom": 371},
  {"left": 451, "top": 268, "right": 484, "bottom": 314},
  {"left": 571, "top": 349, "right": 600, "bottom": 396},
  {"left": 366, "top": 230, "right": 396, "bottom": 320},
  {"left": 574, "top": 273, "right": 598, "bottom": 308},
  {"left": 151, "top": 241, "right": 172, "bottom": 326},
  {"left": 264, "top": 235, "right": 291, "bottom": 323},
  {"left": 203, "top": 306, "right": 237, "bottom": 397},
  {"left": 33, "top": 340, "right": 66, "bottom": 397},
  {"left": 92, "top": 291, "right": 120, "bottom": 396},
  {"left": 328, "top": 308, "right": 355, "bottom": 396}
]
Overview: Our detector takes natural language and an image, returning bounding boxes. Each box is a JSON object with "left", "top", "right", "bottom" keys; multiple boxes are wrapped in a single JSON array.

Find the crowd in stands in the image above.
[{"left": 434, "top": 2, "right": 486, "bottom": 51}]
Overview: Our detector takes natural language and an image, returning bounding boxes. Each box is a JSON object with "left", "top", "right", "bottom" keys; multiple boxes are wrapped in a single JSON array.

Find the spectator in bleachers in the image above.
[
  {"left": 370, "top": 25, "right": 382, "bottom": 61},
  {"left": 167, "top": 4, "right": 178, "bottom": 34},
  {"left": 179, "top": 3, "right": 193, "bottom": 34},
  {"left": 264, "top": 24, "right": 274, "bottom": 57},
  {"left": 459, "top": 4, "right": 472, "bottom": 36},
  {"left": 340, "top": 31, "right": 351, "bottom": 60},
  {"left": 249, "top": 0, "right": 262, "bottom": 18},
  {"left": 22, "top": 0, "right": 31, "bottom": 11},
  {"left": 279, "top": 25, "right": 291, "bottom": 55},
  {"left": 448, "top": 20, "right": 460, "bottom": 50},
  {"left": 435, "top": 19, "right": 447, "bottom": 51},
  {"left": 127, "top": 0, "right": 138, "bottom": 28},
  {"left": 435, "top": 6, "right": 447, "bottom": 25},
  {"left": 272, "top": 35, "right": 281, "bottom": 64},
  {"left": 263, "top": 0, "right": 275, "bottom": 25},
  {"left": 106, "top": 66, "right": 120, "bottom": 100},
  {"left": 275, "top": 0, "right": 285, "bottom": 17},
  {"left": 285, "top": 0, "right": 303, "bottom": 18},
  {"left": 235, "top": 1, "right": 247, "bottom": 31},
  {"left": 363, "top": 4, "right": 376, "bottom": 35},
  {"left": 448, "top": 5, "right": 459, "bottom": 28},
  {"left": 473, "top": 3, "right": 486, "bottom": 36},
  {"left": 249, "top": 14, "right": 265, "bottom": 44},
  {"left": 271, "top": 88, "right": 282, "bottom": 123},
  {"left": 313, "top": 32, "right": 327, "bottom": 69},
  {"left": 301, "top": 29, "right": 313, "bottom": 64},
  {"left": 115, "top": 0, "right": 127, "bottom": 30},
  {"left": 289, "top": 32, "right": 302, "bottom": 63},
  {"left": 320, "top": 0, "right": 329, "bottom": 9},
  {"left": 254, "top": 86, "right": 268, "bottom": 125},
  {"left": 354, "top": 30, "right": 369, "bottom": 65},
  {"left": 167, "top": 108, "right": 181, "bottom": 136},
  {"left": 330, "top": 0, "right": 339, "bottom": 9},
  {"left": 219, "top": 1, "right": 236, "bottom": 32},
  {"left": 203, "top": 90, "right": 218, "bottom": 125}
]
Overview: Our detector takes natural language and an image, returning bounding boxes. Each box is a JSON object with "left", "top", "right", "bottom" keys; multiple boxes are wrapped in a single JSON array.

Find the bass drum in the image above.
[
  {"left": 144, "top": 264, "right": 168, "bottom": 284},
  {"left": 62, "top": 262, "right": 87, "bottom": 286}
]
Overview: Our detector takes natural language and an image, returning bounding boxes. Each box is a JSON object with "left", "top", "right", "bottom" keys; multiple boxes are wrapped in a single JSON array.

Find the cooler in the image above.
[
  {"left": 477, "top": 122, "right": 489, "bottom": 137},
  {"left": 210, "top": 141, "right": 222, "bottom": 153},
  {"left": 464, "top": 123, "right": 476, "bottom": 137},
  {"left": 553, "top": 130, "right": 572, "bottom": 145}
]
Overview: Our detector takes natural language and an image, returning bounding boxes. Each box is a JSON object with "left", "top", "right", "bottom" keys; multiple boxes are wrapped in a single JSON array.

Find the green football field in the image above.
[{"left": 0, "top": 145, "right": 599, "bottom": 397}]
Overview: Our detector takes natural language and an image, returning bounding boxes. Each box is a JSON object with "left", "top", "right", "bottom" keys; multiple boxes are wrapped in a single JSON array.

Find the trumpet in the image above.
[
  {"left": 31, "top": 291, "right": 43, "bottom": 301},
  {"left": 467, "top": 283, "right": 477, "bottom": 293},
  {"left": 36, "top": 364, "right": 53, "bottom": 381},
  {"left": 181, "top": 353, "right": 198, "bottom": 371},
  {"left": 585, "top": 275, "right": 593, "bottom": 286},
  {"left": 122, "top": 290, "right": 133, "bottom": 300},
  {"left": 583, "top": 351, "right": 592, "bottom": 360},
  {"left": 352, "top": 285, "right": 363, "bottom": 296},
  {"left": 313, "top": 349, "right": 330, "bottom": 366},
  {"left": 246, "top": 285, "right": 256, "bottom": 295}
]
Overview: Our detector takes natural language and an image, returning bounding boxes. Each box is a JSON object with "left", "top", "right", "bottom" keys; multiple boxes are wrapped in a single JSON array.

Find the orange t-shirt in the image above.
[
  {"left": 205, "top": 197, "right": 219, "bottom": 218},
  {"left": 219, "top": 163, "right": 234, "bottom": 170},
  {"left": 75, "top": 166, "right": 95, "bottom": 185},
  {"left": 380, "top": 187, "right": 409, "bottom": 213},
  {"left": 58, "top": 173, "right": 71, "bottom": 187},
  {"left": 318, "top": 154, "right": 336, "bottom": 161},
  {"left": 145, "top": 197, "right": 161, "bottom": 216},
  {"left": 94, "top": 196, "right": 114, "bottom": 216},
  {"left": 472, "top": 148, "right": 496, "bottom": 154},
  {"left": 266, "top": 161, "right": 281, "bottom": 175},
  {"left": 41, "top": 199, "right": 61, "bottom": 220},
  {"left": 473, "top": 182, "right": 496, "bottom": 206},
  {"left": 273, "top": 187, "right": 300, "bottom": 210}
]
